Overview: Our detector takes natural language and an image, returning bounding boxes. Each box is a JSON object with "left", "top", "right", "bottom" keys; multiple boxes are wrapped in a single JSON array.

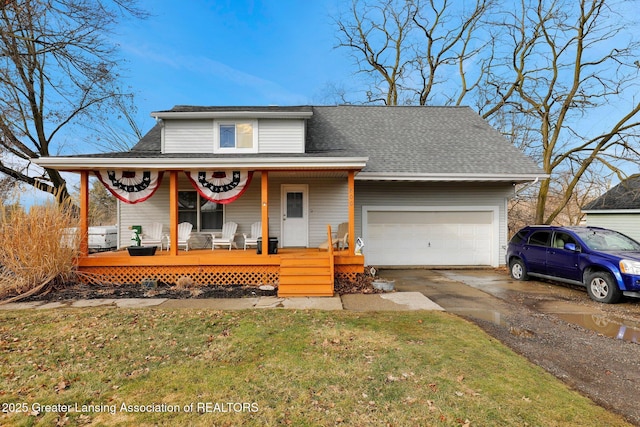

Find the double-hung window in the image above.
[
  {"left": 214, "top": 120, "right": 258, "bottom": 153},
  {"left": 178, "top": 191, "right": 223, "bottom": 231}
]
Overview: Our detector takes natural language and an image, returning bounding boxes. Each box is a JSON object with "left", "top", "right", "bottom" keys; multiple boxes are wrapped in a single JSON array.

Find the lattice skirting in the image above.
[
  {"left": 334, "top": 265, "right": 362, "bottom": 283},
  {"left": 79, "top": 265, "right": 280, "bottom": 286},
  {"left": 79, "top": 264, "right": 364, "bottom": 288}
]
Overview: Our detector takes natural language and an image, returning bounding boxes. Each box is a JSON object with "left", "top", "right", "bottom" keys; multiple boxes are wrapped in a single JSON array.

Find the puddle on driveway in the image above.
[
  {"left": 390, "top": 269, "right": 640, "bottom": 344},
  {"left": 452, "top": 306, "right": 640, "bottom": 344},
  {"left": 533, "top": 300, "right": 640, "bottom": 343},
  {"left": 554, "top": 313, "right": 640, "bottom": 343}
]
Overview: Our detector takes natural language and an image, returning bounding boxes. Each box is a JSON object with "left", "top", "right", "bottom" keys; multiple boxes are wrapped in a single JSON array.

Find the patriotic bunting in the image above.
[
  {"left": 94, "top": 169, "right": 252, "bottom": 205},
  {"left": 94, "top": 170, "right": 163, "bottom": 204},
  {"left": 185, "top": 170, "right": 253, "bottom": 204}
]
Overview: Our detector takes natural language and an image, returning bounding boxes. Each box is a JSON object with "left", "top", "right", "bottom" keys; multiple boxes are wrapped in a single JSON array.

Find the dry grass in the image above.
[
  {"left": 0, "top": 309, "right": 632, "bottom": 426},
  {"left": 0, "top": 202, "right": 80, "bottom": 301}
]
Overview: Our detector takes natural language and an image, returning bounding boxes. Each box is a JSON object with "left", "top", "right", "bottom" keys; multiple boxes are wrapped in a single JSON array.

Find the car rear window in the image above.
[
  {"left": 528, "top": 231, "right": 551, "bottom": 246},
  {"left": 510, "top": 230, "right": 528, "bottom": 245}
]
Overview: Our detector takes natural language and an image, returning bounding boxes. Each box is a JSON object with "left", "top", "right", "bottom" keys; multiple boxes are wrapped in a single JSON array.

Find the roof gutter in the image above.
[
  {"left": 33, "top": 156, "right": 369, "bottom": 171},
  {"left": 582, "top": 209, "right": 640, "bottom": 214},
  {"left": 151, "top": 111, "right": 314, "bottom": 120},
  {"left": 356, "top": 172, "right": 548, "bottom": 183}
]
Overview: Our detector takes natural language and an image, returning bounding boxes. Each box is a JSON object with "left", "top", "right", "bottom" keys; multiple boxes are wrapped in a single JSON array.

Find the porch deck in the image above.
[{"left": 77, "top": 247, "right": 365, "bottom": 296}]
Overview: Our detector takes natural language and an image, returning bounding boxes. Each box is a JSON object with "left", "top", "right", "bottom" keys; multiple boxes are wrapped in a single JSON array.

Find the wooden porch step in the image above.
[
  {"left": 280, "top": 267, "right": 332, "bottom": 276},
  {"left": 278, "top": 253, "right": 334, "bottom": 297},
  {"left": 280, "top": 257, "right": 330, "bottom": 268}
]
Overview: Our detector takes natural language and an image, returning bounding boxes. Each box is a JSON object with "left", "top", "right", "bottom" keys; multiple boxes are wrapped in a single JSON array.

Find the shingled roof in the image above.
[
  {"left": 583, "top": 175, "right": 640, "bottom": 211},
  {"left": 129, "top": 105, "right": 542, "bottom": 177},
  {"left": 306, "top": 105, "right": 540, "bottom": 176}
]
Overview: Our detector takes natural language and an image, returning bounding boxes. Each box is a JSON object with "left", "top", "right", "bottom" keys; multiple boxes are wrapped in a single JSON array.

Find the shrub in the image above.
[{"left": 0, "top": 202, "right": 80, "bottom": 301}]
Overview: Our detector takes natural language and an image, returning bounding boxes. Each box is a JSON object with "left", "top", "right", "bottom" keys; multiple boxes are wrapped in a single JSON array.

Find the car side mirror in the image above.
[{"left": 564, "top": 243, "right": 579, "bottom": 252}]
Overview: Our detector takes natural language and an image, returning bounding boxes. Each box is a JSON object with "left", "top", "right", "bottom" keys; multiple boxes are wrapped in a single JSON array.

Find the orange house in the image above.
[{"left": 35, "top": 105, "right": 543, "bottom": 296}]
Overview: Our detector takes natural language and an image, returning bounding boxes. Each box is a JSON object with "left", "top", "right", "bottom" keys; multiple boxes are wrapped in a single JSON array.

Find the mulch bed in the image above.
[
  {"left": 20, "top": 282, "right": 277, "bottom": 301},
  {"left": 11, "top": 273, "right": 381, "bottom": 303}
]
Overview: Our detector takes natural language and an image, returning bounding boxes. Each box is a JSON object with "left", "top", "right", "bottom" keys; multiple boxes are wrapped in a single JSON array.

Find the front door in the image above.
[
  {"left": 281, "top": 184, "right": 308, "bottom": 247},
  {"left": 546, "top": 231, "right": 581, "bottom": 281}
]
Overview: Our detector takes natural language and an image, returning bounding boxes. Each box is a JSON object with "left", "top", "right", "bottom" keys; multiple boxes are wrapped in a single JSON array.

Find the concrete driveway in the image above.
[
  {"left": 381, "top": 268, "right": 640, "bottom": 425},
  {"left": 379, "top": 268, "right": 640, "bottom": 343}
]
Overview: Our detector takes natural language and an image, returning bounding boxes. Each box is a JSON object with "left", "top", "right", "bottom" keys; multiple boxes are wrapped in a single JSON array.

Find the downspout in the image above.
[{"left": 513, "top": 177, "right": 539, "bottom": 198}]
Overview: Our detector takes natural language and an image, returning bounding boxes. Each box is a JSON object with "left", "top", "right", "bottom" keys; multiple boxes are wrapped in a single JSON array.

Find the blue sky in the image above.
[
  {"left": 116, "top": 0, "right": 352, "bottom": 132},
  {"left": 16, "top": 0, "right": 636, "bottom": 205},
  {"left": 18, "top": 0, "right": 355, "bottom": 206}
]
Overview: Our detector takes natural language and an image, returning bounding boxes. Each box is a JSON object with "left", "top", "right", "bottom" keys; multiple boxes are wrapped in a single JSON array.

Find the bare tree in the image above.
[
  {"left": 335, "top": 0, "right": 640, "bottom": 224},
  {"left": 549, "top": 170, "right": 610, "bottom": 226},
  {"left": 0, "top": 175, "right": 19, "bottom": 207},
  {"left": 334, "top": 0, "right": 492, "bottom": 105},
  {"left": 508, "top": 168, "right": 609, "bottom": 236},
  {"left": 88, "top": 95, "right": 145, "bottom": 152},
  {"left": 82, "top": 179, "right": 116, "bottom": 225},
  {"left": 507, "top": 184, "right": 537, "bottom": 236},
  {"left": 482, "top": 0, "right": 640, "bottom": 223},
  {"left": 335, "top": 0, "right": 414, "bottom": 105},
  {"left": 0, "top": 0, "right": 146, "bottom": 204}
]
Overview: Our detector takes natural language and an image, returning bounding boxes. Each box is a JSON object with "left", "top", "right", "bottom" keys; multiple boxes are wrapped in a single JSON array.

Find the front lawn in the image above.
[{"left": 0, "top": 309, "right": 631, "bottom": 426}]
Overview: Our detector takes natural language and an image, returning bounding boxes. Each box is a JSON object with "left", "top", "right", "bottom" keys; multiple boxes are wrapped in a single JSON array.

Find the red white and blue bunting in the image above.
[
  {"left": 94, "top": 170, "right": 164, "bottom": 204},
  {"left": 185, "top": 170, "right": 253, "bottom": 204}
]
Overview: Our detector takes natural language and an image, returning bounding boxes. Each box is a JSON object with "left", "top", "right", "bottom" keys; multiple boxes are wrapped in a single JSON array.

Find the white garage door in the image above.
[{"left": 364, "top": 209, "right": 495, "bottom": 266}]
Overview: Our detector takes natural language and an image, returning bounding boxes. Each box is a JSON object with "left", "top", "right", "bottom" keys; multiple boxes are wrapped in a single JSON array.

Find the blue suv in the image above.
[{"left": 506, "top": 226, "right": 640, "bottom": 304}]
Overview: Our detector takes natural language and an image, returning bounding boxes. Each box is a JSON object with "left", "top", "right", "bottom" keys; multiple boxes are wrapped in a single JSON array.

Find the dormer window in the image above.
[{"left": 214, "top": 120, "right": 258, "bottom": 153}]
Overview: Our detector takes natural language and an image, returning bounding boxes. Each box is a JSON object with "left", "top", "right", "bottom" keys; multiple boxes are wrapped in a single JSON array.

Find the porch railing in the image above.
[{"left": 327, "top": 224, "right": 335, "bottom": 281}]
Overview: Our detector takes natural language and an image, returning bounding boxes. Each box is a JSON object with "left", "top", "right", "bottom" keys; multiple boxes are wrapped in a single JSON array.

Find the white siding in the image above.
[
  {"left": 585, "top": 213, "right": 640, "bottom": 242},
  {"left": 163, "top": 120, "right": 214, "bottom": 154},
  {"left": 119, "top": 174, "right": 216, "bottom": 248},
  {"left": 118, "top": 173, "right": 349, "bottom": 249},
  {"left": 355, "top": 181, "right": 513, "bottom": 265},
  {"left": 308, "top": 179, "right": 349, "bottom": 246},
  {"left": 118, "top": 178, "right": 512, "bottom": 259},
  {"left": 161, "top": 119, "right": 304, "bottom": 154},
  {"left": 266, "top": 176, "right": 348, "bottom": 247},
  {"left": 258, "top": 119, "right": 305, "bottom": 153},
  {"left": 118, "top": 187, "right": 170, "bottom": 248},
  {"left": 224, "top": 175, "right": 262, "bottom": 247}
]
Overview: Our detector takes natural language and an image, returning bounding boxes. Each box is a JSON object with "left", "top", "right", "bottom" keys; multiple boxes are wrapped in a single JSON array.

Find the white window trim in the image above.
[{"left": 213, "top": 119, "right": 259, "bottom": 154}]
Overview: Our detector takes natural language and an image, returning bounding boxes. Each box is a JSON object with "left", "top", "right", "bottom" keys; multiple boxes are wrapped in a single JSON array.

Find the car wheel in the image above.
[
  {"left": 510, "top": 258, "right": 529, "bottom": 281},
  {"left": 585, "top": 271, "right": 622, "bottom": 304}
]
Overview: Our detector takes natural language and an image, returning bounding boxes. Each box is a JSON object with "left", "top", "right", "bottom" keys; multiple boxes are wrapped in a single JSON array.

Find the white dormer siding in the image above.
[
  {"left": 258, "top": 119, "right": 305, "bottom": 154},
  {"left": 162, "top": 120, "right": 214, "bottom": 153},
  {"left": 162, "top": 118, "right": 305, "bottom": 154}
]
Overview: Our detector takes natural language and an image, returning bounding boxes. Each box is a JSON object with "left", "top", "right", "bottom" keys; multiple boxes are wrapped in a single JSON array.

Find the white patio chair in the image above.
[
  {"left": 177, "top": 222, "right": 193, "bottom": 251},
  {"left": 212, "top": 221, "right": 238, "bottom": 250},
  {"left": 319, "top": 222, "right": 349, "bottom": 251},
  {"left": 140, "top": 222, "right": 166, "bottom": 250},
  {"left": 167, "top": 222, "right": 193, "bottom": 251},
  {"left": 243, "top": 222, "right": 262, "bottom": 250}
]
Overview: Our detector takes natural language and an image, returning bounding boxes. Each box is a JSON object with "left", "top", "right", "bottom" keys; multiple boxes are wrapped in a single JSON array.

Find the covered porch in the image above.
[{"left": 74, "top": 168, "right": 365, "bottom": 296}]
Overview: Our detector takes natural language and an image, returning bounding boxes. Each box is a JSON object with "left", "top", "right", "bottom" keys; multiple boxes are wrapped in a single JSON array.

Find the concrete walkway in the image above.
[{"left": 0, "top": 292, "right": 444, "bottom": 311}]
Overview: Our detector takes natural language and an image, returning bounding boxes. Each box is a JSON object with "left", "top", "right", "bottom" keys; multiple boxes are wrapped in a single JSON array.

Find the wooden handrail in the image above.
[{"left": 327, "top": 224, "right": 335, "bottom": 290}]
